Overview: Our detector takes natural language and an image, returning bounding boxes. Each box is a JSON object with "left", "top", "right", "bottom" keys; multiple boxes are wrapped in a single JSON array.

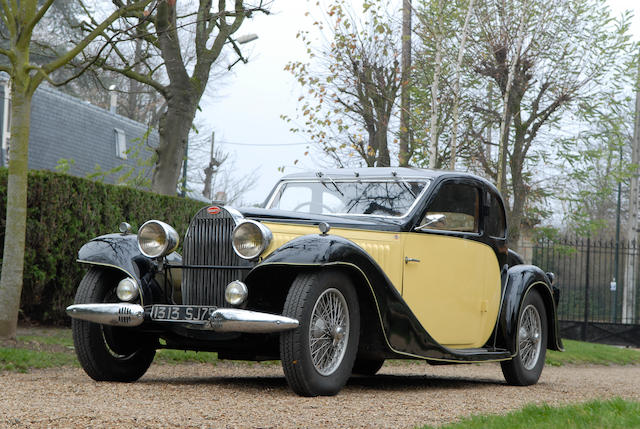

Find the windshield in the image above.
[{"left": 266, "top": 179, "right": 429, "bottom": 217}]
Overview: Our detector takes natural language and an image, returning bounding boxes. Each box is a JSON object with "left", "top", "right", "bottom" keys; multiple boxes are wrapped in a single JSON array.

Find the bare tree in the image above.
[
  {"left": 0, "top": 0, "right": 152, "bottom": 339},
  {"left": 283, "top": 0, "right": 401, "bottom": 168},
  {"left": 466, "top": 0, "right": 632, "bottom": 244},
  {"left": 79, "top": 0, "right": 269, "bottom": 195}
]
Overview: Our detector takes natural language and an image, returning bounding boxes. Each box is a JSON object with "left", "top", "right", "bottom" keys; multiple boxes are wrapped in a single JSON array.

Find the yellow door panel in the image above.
[
  {"left": 403, "top": 234, "right": 500, "bottom": 348},
  {"left": 262, "top": 222, "right": 405, "bottom": 293}
]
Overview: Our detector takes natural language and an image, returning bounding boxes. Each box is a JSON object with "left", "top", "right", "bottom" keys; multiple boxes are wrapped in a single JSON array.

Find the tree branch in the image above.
[
  {"left": 39, "top": 0, "right": 152, "bottom": 83},
  {"left": 0, "top": 0, "right": 15, "bottom": 40},
  {"left": 24, "top": 0, "right": 56, "bottom": 39}
]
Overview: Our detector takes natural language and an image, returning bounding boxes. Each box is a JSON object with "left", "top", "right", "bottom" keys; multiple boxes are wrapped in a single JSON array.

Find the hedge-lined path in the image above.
[{"left": 1, "top": 361, "right": 639, "bottom": 428}]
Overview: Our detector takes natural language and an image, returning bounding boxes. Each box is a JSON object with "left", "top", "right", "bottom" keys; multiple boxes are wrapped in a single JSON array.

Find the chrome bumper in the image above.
[{"left": 65, "top": 303, "right": 299, "bottom": 333}]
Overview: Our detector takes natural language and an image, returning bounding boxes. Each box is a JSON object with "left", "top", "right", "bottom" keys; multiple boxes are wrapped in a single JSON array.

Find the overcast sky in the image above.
[{"left": 198, "top": 1, "right": 640, "bottom": 206}]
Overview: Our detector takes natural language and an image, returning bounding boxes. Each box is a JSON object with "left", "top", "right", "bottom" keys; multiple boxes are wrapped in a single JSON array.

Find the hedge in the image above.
[{"left": 0, "top": 168, "right": 205, "bottom": 324}]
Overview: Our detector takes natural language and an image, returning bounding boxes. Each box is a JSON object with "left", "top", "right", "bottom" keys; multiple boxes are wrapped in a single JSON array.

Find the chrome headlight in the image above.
[
  {"left": 231, "top": 220, "right": 272, "bottom": 260},
  {"left": 225, "top": 280, "right": 248, "bottom": 306},
  {"left": 137, "top": 220, "right": 179, "bottom": 258},
  {"left": 116, "top": 277, "right": 139, "bottom": 302}
]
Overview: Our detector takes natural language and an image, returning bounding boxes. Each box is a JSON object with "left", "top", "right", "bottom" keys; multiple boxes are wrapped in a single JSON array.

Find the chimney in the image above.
[{"left": 109, "top": 85, "right": 117, "bottom": 114}]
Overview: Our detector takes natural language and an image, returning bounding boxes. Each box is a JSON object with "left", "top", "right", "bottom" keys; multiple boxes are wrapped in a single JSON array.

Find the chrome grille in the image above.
[{"left": 182, "top": 207, "right": 252, "bottom": 306}]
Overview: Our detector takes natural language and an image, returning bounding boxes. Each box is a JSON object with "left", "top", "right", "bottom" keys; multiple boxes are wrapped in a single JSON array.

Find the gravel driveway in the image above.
[{"left": 1, "top": 361, "right": 639, "bottom": 428}]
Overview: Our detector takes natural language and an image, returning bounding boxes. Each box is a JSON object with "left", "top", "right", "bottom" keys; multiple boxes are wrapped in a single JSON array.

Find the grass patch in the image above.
[
  {"left": 17, "top": 331, "right": 74, "bottom": 347},
  {"left": 0, "top": 348, "right": 78, "bottom": 372},
  {"left": 155, "top": 349, "right": 219, "bottom": 364},
  {"left": 420, "top": 398, "right": 640, "bottom": 429},
  {"left": 546, "top": 339, "right": 640, "bottom": 366}
]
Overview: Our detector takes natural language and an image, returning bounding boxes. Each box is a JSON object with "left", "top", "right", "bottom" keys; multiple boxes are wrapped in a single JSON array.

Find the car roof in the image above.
[{"left": 280, "top": 167, "right": 491, "bottom": 185}]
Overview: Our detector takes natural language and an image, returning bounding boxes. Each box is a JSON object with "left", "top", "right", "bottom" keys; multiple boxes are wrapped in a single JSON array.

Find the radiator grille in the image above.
[{"left": 181, "top": 207, "right": 252, "bottom": 306}]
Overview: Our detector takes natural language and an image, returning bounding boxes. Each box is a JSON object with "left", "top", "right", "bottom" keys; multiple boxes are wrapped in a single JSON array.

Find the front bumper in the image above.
[{"left": 66, "top": 303, "right": 299, "bottom": 333}]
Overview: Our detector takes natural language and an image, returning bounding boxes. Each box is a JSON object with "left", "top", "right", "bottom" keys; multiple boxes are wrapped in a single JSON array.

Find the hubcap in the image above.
[
  {"left": 518, "top": 304, "right": 542, "bottom": 370},
  {"left": 309, "top": 288, "right": 349, "bottom": 376}
]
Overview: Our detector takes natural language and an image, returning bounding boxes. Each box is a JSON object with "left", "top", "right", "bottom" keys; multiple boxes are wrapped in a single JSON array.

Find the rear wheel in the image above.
[
  {"left": 501, "top": 290, "right": 547, "bottom": 386},
  {"left": 280, "top": 271, "right": 360, "bottom": 396},
  {"left": 72, "top": 268, "right": 156, "bottom": 382}
]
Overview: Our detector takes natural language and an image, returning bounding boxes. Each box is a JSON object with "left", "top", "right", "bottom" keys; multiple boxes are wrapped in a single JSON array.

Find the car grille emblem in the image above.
[{"left": 207, "top": 206, "right": 221, "bottom": 215}]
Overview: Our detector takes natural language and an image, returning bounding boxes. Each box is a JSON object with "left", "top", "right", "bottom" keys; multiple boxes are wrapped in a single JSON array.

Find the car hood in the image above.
[{"left": 236, "top": 207, "right": 405, "bottom": 232}]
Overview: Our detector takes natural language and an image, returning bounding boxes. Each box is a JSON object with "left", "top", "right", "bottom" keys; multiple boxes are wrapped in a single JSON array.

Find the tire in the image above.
[
  {"left": 280, "top": 270, "right": 360, "bottom": 396},
  {"left": 501, "top": 289, "right": 547, "bottom": 386},
  {"left": 72, "top": 268, "right": 156, "bottom": 382},
  {"left": 352, "top": 357, "right": 385, "bottom": 376}
]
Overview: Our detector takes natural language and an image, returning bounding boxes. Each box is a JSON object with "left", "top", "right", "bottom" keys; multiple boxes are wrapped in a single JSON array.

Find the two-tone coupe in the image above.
[{"left": 67, "top": 168, "right": 562, "bottom": 396}]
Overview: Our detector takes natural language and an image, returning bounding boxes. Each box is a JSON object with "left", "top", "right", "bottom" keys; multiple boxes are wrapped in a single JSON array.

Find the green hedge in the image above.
[{"left": 0, "top": 169, "right": 205, "bottom": 324}]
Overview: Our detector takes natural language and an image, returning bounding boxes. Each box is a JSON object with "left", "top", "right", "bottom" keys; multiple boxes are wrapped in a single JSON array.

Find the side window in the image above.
[
  {"left": 486, "top": 192, "right": 506, "bottom": 238},
  {"left": 272, "top": 184, "right": 312, "bottom": 212},
  {"left": 419, "top": 183, "right": 480, "bottom": 233}
]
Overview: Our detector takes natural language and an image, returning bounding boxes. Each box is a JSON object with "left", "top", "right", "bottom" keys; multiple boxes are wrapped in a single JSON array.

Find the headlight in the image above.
[
  {"left": 231, "top": 220, "right": 272, "bottom": 260},
  {"left": 225, "top": 280, "right": 248, "bottom": 306},
  {"left": 137, "top": 220, "right": 179, "bottom": 258},
  {"left": 116, "top": 277, "right": 139, "bottom": 302}
]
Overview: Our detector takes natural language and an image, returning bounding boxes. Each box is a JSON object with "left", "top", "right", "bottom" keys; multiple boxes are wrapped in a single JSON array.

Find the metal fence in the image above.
[{"left": 520, "top": 237, "right": 640, "bottom": 346}]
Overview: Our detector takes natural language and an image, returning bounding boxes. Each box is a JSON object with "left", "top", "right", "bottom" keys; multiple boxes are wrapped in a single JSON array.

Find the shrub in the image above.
[{"left": 0, "top": 168, "right": 204, "bottom": 324}]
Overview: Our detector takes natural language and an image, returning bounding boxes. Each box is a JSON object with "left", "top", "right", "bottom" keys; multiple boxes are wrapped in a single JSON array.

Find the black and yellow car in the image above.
[{"left": 67, "top": 167, "right": 562, "bottom": 396}]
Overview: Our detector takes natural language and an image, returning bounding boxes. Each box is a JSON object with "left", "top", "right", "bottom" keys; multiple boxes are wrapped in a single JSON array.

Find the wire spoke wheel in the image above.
[
  {"left": 309, "top": 288, "right": 349, "bottom": 376},
  {"left": 280, "top": 271, "right": 360, "bottom": 396},
  {"left": 518, "top": 304, "right": 542, "bottom": 370},
  {"left": 501, "top": 289, "right": 548, "bottom": 386}
]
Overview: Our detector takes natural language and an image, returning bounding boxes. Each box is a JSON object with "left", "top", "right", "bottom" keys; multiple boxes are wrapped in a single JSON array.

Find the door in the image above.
[{"left": 402, "top": 182, "right": 501, "bottom": 348}]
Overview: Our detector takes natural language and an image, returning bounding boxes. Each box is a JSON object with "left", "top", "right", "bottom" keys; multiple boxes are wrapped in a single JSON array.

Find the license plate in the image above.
[{"left": 150, "top": 305, "right": 217, "bottom": 322}]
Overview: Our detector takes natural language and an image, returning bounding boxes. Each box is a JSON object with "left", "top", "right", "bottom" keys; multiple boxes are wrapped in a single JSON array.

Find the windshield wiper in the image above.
[
  {"left": 391, "top": 171, "right": 416, "bottom": 198},
  {"left": 317, "top": 172, "right": 344, "bottom": 196}
]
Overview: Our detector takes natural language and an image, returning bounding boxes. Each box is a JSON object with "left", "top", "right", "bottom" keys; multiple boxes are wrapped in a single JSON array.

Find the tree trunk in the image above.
[
  {"left": 0, "top": 85, "right": 32, "bottom": 338},
  {"left": 450, "top": 0, "right": 475, "bottom": 171},
  {"left": 496, "top": 3, "right": 528, "bottom": 194},
  {"left": 376, "top": 127, "right": 391, "bottom": 167},
  {"left": 623, "top": 53, "right": 640, "bottom": 323},
  {"left": 399, "top": 0, "right": 412, "bottom": 167},
  {"left": 151, "top": 96, "right": 196, "bottom": 195},
  {"left": 428, "top": 0, "right": 443, "bottom": 169}
]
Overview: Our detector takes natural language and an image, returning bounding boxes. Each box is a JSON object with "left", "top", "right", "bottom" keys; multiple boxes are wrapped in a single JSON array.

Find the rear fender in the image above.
[{"left": 498, "top": 265, "right": 564, "bottom": 353}]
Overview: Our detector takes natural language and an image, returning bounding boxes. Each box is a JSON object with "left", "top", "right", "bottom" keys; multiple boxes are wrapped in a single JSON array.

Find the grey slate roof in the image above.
[{"left": 0, "top": 80, "right": 158, "bottom": 185}]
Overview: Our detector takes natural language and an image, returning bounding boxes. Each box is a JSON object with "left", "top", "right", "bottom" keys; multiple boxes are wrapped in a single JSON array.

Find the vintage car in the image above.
[{"left": 67, "top": 167, "right": 562, "bottom": 396}]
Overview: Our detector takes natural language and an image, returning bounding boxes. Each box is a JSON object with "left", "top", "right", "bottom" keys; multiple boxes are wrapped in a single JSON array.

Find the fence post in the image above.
[{"left": 583, "top": 237, "right": 591, "bottom": 341}]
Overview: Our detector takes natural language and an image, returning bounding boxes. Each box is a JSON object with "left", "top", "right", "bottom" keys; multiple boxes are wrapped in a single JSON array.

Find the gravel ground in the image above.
[{"left": 1, "top": 361, "right": 639, "bottom": 428}]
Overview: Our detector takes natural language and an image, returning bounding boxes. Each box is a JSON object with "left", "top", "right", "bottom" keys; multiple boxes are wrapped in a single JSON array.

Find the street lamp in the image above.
[{"left": 227, "top": 33, "right": 259, "bottom": 70}]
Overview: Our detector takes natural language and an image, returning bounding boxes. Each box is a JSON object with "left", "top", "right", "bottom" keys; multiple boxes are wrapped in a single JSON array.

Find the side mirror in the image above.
[{"left": 414, "top": 214, "right": 446, "bottom": 231}]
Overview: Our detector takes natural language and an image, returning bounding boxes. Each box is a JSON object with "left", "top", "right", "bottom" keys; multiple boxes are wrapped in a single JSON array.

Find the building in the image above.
[{"left": 0, "top": 79, "right": 158, "bottom": 185}]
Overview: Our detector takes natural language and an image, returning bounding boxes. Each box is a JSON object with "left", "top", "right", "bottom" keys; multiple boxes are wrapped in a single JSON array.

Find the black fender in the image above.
[
  {"left": 498, "top": 265, "right": 564, "bottom": 353},
  {"left": 77, "top": 233, "right": 160, "bottom": 305},
  {"left": 246, "top": 233, "right": 511, "bottom": 363}
]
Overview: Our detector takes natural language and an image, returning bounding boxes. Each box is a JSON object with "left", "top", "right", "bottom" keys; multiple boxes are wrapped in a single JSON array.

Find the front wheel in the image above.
[
  {"left": 72, "top": 268, "right": 156, "bottom": 382},
  {"left": 280, "top": 270, "right": 360, "bottom": 396},
  {"left": 501, "top": 289, "right": 548, "bottom": 386}
]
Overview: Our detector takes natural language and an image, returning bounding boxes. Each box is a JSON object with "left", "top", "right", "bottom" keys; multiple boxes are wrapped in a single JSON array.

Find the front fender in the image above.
[
  {"left": 498, "top": 265, "right": 564, "bottom": 353},
  {"left": 77, "top": 233, "right": 157, "bottom": 304}
]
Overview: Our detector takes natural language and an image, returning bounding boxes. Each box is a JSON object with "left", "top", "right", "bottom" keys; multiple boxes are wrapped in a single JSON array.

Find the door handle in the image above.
[{"left": 404, "top": 257, "right": 421, "bottom": 264}]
